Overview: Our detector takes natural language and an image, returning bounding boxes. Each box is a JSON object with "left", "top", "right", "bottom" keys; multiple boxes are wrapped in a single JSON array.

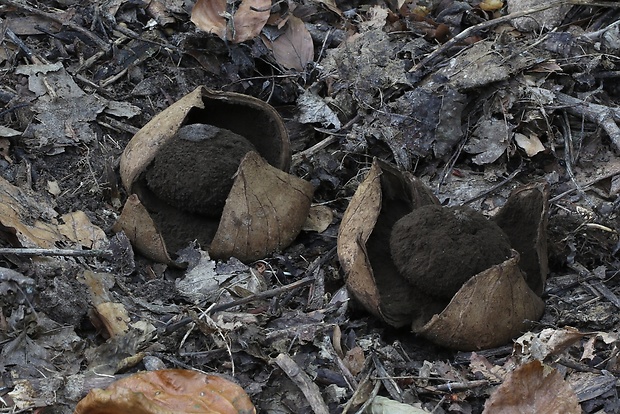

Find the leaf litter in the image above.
[{"left": 1, "top": 0, "right": 620, "bottom": 413}]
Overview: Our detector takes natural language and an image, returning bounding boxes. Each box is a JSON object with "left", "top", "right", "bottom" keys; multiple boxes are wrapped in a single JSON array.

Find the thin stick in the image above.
[
  {"left": 460, "top": 163, "right": 523, "bottom": 206},
  {"left": 0, "top": 248, "right": 111, "bottom": 257}
]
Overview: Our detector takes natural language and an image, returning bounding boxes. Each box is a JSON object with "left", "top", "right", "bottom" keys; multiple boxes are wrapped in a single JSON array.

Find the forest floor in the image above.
[{"left": 1, "top": 0, "right": 620, "bottom": 413}]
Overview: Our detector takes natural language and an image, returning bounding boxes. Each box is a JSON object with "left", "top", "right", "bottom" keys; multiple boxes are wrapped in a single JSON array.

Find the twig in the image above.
[
  {"left": 0, "top": 247, "right": 111, "bottom": 257},
  {"left": 551, "top": 89, "right": 620, "bottom": 151},
  {"left": 164, "top": 247, "right": 337, "bottom": 334},
  {"left": 460, "top": 163, "right": 523, "bottom": 206},
  {"left": 292, "top": 135, "right": 338, "bottom": 166}
]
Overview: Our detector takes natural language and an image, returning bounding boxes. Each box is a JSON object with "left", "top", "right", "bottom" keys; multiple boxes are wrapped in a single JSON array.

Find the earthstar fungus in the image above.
[
  {"left": 337, "top": 158, "right": 548, "bottom": 350},
  {"left": 115, "top": 86, "right": 313, "bottom": 263}
]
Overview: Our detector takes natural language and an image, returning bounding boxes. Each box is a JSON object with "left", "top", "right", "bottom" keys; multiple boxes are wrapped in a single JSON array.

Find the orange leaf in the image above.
[
  {"left": 74, "top": 369, "right": 256, "bottom": 414},
  {"left": 483, "top": 360, "right": 580, "bottom": 414}
]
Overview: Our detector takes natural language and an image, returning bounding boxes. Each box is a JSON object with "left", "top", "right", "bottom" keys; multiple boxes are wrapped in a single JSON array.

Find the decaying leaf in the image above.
[
  {"left": 210, "top": 151, "right": 314, "bottom": 262},
  {"left": 81, "top": 270, "right": 131, "bottom": 338},
  {"left": 231, "top": 0, "right": 271, "bottom": 43},
  {"left": 302, "top": 205, "right": 334, "bottom": 233},
  {"left": 464, "top": 118, "right": 512, "bottom": 165},
  {"left": 74, "top": 369, "right": 256, "bottom": 414},
  {"left": 0, "top": 175, "right": 110, "bottom": 251},
  {"left": 58, "top": 211, "right": 107, "bottom": 250},
  {"left": 482, "top": 360, "right": 580, "bottom": 414},
  {"left": 263, "top": 16, "right": 314, "bottom": 71},
  {"left": 514, "top": 327, "right": 585, "bottom": 361},
  {"left": 310, "top": 0, "right": 343, "bottom": 17},
  {"left": 191, "top": 0, "right": 227, "bottom": 41}
]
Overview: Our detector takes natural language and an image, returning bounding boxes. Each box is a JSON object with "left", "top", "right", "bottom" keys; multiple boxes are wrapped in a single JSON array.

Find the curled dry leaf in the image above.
[
  {"left": 74, "top": 369, "right": 256, "bottom": 414},
  {"left": 337, "top": 158, "right": 548, "bottom": 350},
  {"left": 191, "top": 0, "right": 270, "bottom": 43},
  {"left": 263, "top": 15, "right": 314, "bottom": 71},
  {"left": 482, "top": 360, "right": 580, "bottom": 414},
  {"left": 210, "top": 151, "right": 314, "bottom": 262}
]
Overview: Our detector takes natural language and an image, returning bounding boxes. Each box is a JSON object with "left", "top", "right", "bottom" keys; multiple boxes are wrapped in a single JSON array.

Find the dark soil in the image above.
[{"left": 390, "top": 205, "right": 512, "bottom": 300}]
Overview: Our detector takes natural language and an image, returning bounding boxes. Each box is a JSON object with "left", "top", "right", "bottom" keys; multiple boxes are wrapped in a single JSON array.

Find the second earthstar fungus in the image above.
[{"left": 337, "top": 158, "right": 549, "bottom": 350}]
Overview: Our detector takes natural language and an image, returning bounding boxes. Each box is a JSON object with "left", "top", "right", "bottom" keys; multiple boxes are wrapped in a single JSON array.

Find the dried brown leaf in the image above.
[
  {"left": 58, "top": 211, "right": 107, "bottom": 250},
  {"left": 417, "top": 252, "right": 545, "bottom": 350},
  {"left": 191, "top": 0, "right": 227, "bottom": 40},
  {"left": 232, "top": 0, "right": 271, "bottom": 43},
  {"left": 483, "top": 360, "right": 580, "bottom": 414},
  {"left": 0, "top": 176, "right": 62, "bottom": 248},
  {"left": 264, "top": 16, "right": 313, "bottom": 71}
]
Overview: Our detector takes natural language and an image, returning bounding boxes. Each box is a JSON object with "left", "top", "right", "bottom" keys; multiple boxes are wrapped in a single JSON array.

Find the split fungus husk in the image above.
[
  {"left": 337, "top": 158, "right": 548, "bottom": 350},
  {"left": 116, "top": 86, "right": 313, "bottom": 263},
  {"left": 210, "top": 151, "right": 313, "bottom": 262}
]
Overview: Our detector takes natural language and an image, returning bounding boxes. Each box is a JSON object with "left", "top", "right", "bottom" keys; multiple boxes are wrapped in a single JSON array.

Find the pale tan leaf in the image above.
[
  {"left": 191, "top": 0, "right": 227, "bottom": 41},
  {"left": 483, "top": 360, "right": 580, "bottom": 414},
  {"left": 265, "top": 16, "right": 313, "bottom": 71},
  {"left": 514, "top": 132, "right": 545, "bottom": 156},
  {"left": 232, "top": 0, "right": 271, "bottom": 43},
  {"left": 302, "top": 205, "right": 333, "bottom": 233},
  {"left": 58, "top": 211, "right": 107, "bottom": 250}
]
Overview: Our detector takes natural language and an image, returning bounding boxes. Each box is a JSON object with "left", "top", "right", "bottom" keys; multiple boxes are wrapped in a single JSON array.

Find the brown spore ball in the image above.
[
  {"left": 145, "top": 124, "right": 256, "bottom": 217},
  {"left": 389, "top": 204, "right": 512, "bottom": 300}
]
